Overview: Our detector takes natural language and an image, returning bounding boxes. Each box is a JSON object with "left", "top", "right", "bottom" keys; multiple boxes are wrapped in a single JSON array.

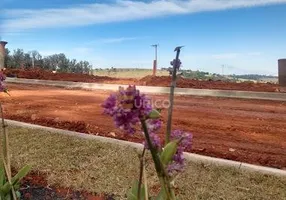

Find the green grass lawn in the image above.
[{"left": 2, "top": 126, "right": 286, "bottom": 200}]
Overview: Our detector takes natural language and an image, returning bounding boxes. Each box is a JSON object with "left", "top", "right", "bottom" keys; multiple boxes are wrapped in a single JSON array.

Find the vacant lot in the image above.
[
  {"left": 2, "top": 83, "right": 286, "bottom": 169},
  {"left": 5, "top": 68, "right": 280, "bottom": 92}
]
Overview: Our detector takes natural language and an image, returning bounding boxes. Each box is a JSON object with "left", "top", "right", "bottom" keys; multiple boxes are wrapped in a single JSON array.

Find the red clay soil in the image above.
[
  {"left": 4, "top": 68, "right": 280, "bottom": 92},
  {"left": 2, "top": 83, "right": 286, "bottom": 169},
  {"left": 139, "top": 75, "right": 279, "bottom": 92},
  {"left": 20, "top": 172, "right": 113, "bottom": 200},
  {"left": 4, "top": 68, "right": 136, "bottom": 85}
]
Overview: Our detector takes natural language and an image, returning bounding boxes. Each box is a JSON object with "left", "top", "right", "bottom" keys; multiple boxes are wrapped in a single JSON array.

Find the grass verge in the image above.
[
  {"left": 1, "top": 126, "right": 286, "bottom": 200},
  {"left": 93, "top": 69, "right": 169, "bottom": 79}
]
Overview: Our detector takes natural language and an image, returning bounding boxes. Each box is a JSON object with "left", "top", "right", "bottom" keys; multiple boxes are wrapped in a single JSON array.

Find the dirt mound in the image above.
[
  {"left": 4, "top": 69, "right": 280, "bottom": 92},
  {"left": 4, "top": 68, "right": 117, "bottom": 83},
  {"left": 139, "top": 75, "right": 279, "bottom": 92}
]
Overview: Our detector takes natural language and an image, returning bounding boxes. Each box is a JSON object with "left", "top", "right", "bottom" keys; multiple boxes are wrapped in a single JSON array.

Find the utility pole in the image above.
[
  {"left": 221, "top": 64, "right": 225, "bottom": 76},
  {"left": 151, "top": 44, "right": 159, "bottom": 76},
  {"left": 32, "top": 56, "right": 35, "bottom": 68}
]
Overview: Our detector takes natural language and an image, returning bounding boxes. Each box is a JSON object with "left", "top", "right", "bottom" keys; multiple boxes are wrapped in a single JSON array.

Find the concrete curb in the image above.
[
  {"left": 6, "top": 78, "right": 286, "bottom": 101},
  {"left": 5, "top": 119, "right": 286, "bottom": 177}
]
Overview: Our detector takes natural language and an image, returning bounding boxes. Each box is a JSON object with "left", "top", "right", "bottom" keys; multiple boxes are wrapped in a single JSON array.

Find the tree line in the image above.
[
  {"left": 4, "top": 48, "right": 93, "bottom": 74},
  {"left": 233, "top": 74, "right": 277, "bottom": 80}
]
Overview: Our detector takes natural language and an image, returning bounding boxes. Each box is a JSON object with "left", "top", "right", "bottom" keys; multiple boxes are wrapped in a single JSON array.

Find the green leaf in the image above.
[
  {"left": 16, "top": 191, "right": 21, "bottom": 199},
  {"left": 148, "top": 109, "right": 161, "bottom": 119},
  {"left": 160, "top": 140, "right": 179, "bottom": 165},
  {"left": 13, "top": 182, "right": 20, "bottom": 191},
  {"left": 127, "top": 180, "right": 146, "bottom": 200},
  {"left": 0, "top": 165, "right": 30, "bottom": 197},
  {"left": 0, "top": 167, "right": 5, "bottom": 187},
  {"left": 4, "top": 192, "right": 11, "bottom": 200},
  {"left": 11, "top": 165, "right": 31, "bottom": 186},
  {"left": 0, "top": 182, "right": 11, "bottom": 196},
  {"left": 0, "top": 192, "right": 5, "bottom": 200}
]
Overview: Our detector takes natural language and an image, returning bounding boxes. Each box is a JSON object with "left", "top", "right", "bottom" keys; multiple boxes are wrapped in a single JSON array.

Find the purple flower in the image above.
[
  {"left": 167, "top": 130, "right": 193, "bottom": 174},
  {"left": 146, "top": 119, "right": 161, "bottom": 133},
  {"left": 102, "top": 85, "right": 153, "bottom": 135},
  {"left": 143, "top": 119, "right": 162, "bottom": 149},
  {"left": 144, "top": 132, "right": 161, "bottom": 150},
  {"left": 0, "top": 73, "right": 6, "bottom": 82},
  {"left": 134, "top": 93, "right": 152, "bottom": 118},
  {"left": 102, "top": 94, "right": 117, "bottom": 115},
  {"left": 170, "top": 59, "right": 182, "bottom": 70}
]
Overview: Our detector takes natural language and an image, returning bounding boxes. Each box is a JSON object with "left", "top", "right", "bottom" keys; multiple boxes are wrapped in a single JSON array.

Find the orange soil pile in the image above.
[
  {"left": 4, "top": 68, "right": 118, "bottom": 82},
  {"left": 4, "top": 68, "right": 280, "bottom": 92},
  {"left": 139, "top": 75, "right": 279, "bottom": 92}
]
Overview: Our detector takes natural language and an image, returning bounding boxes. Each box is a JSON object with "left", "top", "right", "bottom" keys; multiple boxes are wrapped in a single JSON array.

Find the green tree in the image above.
[
  {"left": 23, "top": 53, "right": 32, "bottom": 68},
  {"left": 12, "top": 49, "right": 25, "bottom": 68},
  {"left": 29, "top": 50, "right": 42, "bottom": 67},
  {"left": 4, "top": 48, "right": 10, "bottom": 68},
  {"left": 4, "top": 48, "right": 93, "bottom": 73},
  {"left": 56, "top": 53, "right": 70, "bottom": 72}
]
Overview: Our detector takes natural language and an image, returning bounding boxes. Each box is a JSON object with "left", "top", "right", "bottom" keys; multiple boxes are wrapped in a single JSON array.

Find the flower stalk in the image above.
[
  {"left": 166, "top": 47, "right": 183, "bottom": 145},
  {"left": 137, "top": 148, "right": 146, "bottom": 200},
  {"left": 143, "top": 160, "right": 148, "bottom": 200},
  {"left": 141, "top": 120, "right": 176, "bottom": 200},
  {"left": 0, "top": 102, "right": 17, "bottom": 200},
  {"left": 103, "top": 48, "right": 191, "bottom": 200}
]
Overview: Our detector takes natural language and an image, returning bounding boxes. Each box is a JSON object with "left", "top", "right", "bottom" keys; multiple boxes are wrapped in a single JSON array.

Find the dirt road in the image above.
[{"left": 2, "top": 83, "right": 286, "bottom": 168}]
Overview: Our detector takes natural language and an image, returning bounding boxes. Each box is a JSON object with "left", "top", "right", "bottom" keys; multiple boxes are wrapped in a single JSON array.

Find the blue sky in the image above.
[{"left": 1, "top": 0, "right": 286, "bottom": 75}]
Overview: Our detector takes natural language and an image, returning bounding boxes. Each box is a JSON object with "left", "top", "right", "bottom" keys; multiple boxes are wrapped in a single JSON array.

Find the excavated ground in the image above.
[
  {"left": 2, "top": 83, "right": 285, "bottom": 169},
  {"left": 4, "top": 69, "right": 280, "bottom": 92}
]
